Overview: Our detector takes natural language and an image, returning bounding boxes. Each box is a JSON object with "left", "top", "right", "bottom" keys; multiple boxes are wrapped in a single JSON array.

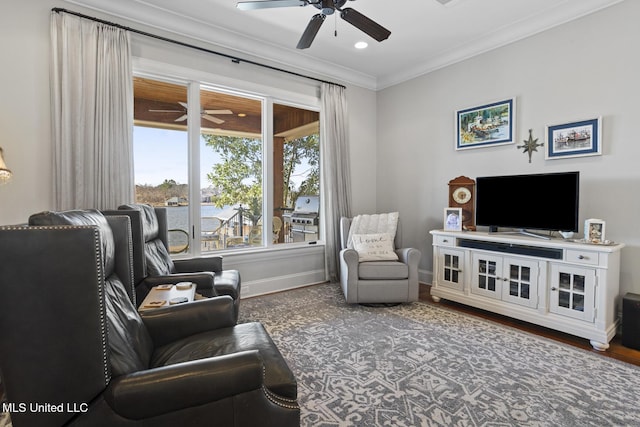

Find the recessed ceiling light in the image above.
[
  {"left": 354, "top": 41, "right": 368, "bottom": 49},
  {"left": 238, "top": 113, "right": 247, "bottom": 117}
]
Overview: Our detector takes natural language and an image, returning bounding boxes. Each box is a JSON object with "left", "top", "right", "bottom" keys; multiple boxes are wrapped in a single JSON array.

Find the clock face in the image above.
[{"left": 452, "top": 187, "right": 472, "bottom": 204}]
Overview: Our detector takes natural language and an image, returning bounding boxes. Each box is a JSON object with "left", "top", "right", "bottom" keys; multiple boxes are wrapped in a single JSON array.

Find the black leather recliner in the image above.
[
  {"left": 0, "top": 210, "right": 299, "bottom": 426},
  {"left": 112, "top": 204, "right": 242, "bottom": 320}
]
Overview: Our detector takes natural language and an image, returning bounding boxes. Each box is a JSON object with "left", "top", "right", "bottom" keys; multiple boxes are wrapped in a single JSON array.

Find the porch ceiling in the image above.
[{"left": 133, "top": 77, "right": 318, "bottom": 137}]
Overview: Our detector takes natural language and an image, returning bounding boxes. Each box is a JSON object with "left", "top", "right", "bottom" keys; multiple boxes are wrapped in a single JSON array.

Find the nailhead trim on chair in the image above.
[
  {"left": 262, "top": 386, "right": 300, "bottom": 410},
  {"left": 123, "top": 218, "right": 136, "bottom": 307},
  {"left": 92, "top": 226, "right": 111, "bottom": 385},
  {"left": 260, "top": 366, "right": 300, "bottom": 409}
]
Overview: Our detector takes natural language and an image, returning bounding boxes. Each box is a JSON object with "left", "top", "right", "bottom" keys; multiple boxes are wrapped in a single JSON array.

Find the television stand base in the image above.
[
  {"left": 488, "top": 228, "right": 551, "bottom": 240},
  {"left": 430, "top": 229, "right": 625, "bottom": 351}
]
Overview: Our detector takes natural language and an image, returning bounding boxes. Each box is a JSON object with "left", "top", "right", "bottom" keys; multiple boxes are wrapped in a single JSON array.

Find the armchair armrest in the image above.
[
  {"left": 396, "top": 247, "right": 421, "bottom": 266},
  {"left": 339, "top": 248, "right": 359, "bottom": 269},
  {"left": 173, "top": 256, "right": 223, "bottom": 273},
  {"left": 105, "top": 350, "right": 263, "bottom": 419},
  {"left": 142, "top": 272, "right": 214, "bottom": 294},
  {"left": 339, "top": 248, "right": 360, "bottom": 303},
  {"left": 141, "top": 296, "right": 236, "bottom": 346},
  {"left": 397, "top": 247, "right": 422, "bottom": 301}
]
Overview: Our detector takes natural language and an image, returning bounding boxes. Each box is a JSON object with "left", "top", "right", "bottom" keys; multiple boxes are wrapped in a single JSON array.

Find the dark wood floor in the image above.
[{"left": 419, "top": 284, "right": 640, "bottom": 367}]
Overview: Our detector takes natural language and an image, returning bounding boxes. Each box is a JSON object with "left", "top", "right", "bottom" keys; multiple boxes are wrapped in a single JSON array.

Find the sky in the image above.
[
  {"left": 133, "top": 126, "right": 309, "bottom": 190},
  {"left": 133, "top": 126, "right": 221, "bottom": 188}
]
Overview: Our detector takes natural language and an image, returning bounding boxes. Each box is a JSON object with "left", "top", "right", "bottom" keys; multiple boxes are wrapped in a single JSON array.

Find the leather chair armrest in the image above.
[
  {"left": 173, "top": 256, "right": 223, "bottom": 273},
  {"left": 105, "top": 350, "right": 263, "bottom": 419},
  {"left": 140, "top": 296, "right": 236, "bottom": 346},
  {"left": 142, "top": 272, "right": 215, "bottom": 294}
]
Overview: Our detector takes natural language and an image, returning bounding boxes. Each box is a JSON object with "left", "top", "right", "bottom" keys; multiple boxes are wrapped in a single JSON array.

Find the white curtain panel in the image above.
[
  {"left": 50, "top": 11, "right": 134, "bottom": 210},
  {"left": 320, "top": 83, "right": 352, "bottom": 282}
]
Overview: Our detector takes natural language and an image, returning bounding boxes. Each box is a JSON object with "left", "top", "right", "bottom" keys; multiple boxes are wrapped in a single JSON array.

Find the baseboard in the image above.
[
  {"left": 241, "top": 268, "right": 434, "bottom": 298},
  {"left": 419, "top": 269, "right": 433, "bottom": 286},
  {"left": 241, "top": 269, "right": 327, "bottom": 298}
]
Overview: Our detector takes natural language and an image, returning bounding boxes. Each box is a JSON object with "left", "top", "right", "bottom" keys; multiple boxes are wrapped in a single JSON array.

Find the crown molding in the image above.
[
  {"left": 375, "top": 0, "right": 625, "bottom": 90},
  {"left": 63, "top": 0, "right": 379, "bottom": 90},
  {"left": 64, "top": 0, "right": 625, "bottom": 92}
]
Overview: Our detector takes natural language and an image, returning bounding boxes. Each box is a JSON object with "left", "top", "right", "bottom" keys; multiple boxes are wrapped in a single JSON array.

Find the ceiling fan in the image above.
[
  {"left": 149, "top": 102, "right": 233, "bottom": 124},
  {"left": 237, "top": 0, "right": 391, "bottom": 49}
]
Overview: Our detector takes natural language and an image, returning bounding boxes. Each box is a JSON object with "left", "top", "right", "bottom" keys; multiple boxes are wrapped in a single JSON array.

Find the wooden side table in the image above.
[{"left": 138, "top": 282, "right": 196, "bottom": 311}]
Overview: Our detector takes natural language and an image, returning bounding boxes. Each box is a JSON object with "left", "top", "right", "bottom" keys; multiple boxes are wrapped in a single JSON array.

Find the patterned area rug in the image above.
[{"left": 239, "top": 283, "right": 640, "bottom": 427}]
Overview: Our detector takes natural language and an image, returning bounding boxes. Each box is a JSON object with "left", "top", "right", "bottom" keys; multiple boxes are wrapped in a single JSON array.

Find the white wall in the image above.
[
  {"left": 377, "top": 0, "right": 640, "bottom": 295},
  {"left": 0, "top": 0, "right": 56, "bottom": 224},
  {"left": 346, "top": 85, "right": 378, "bottom": 215}
]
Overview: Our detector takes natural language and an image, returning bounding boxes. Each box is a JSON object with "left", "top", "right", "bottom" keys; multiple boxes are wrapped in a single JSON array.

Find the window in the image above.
[{"left": 133, "top": 76, "right": 320, "bottom": 254}]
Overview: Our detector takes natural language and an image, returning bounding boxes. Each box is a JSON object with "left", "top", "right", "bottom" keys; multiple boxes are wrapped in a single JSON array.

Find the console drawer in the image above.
[
  {"left": 434, "top": 235, "right": 456, "bottom": 247},
  {"left": 566, "top": 249, "right": 599, "bottom": 265}
]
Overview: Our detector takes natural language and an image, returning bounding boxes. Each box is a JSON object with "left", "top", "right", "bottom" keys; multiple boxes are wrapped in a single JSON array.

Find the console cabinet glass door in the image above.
[
  {"left": 437, "top": 248, "right": 465, "bottom": 291},
  {"left": 500, "top": 258, "right": 539, "bottom": 308},
  {"left": 549, "top": 264, "right": 595, "bottom": 321},
  {"left": 471, "top": 253, "right": 503, "bottom": 299}
]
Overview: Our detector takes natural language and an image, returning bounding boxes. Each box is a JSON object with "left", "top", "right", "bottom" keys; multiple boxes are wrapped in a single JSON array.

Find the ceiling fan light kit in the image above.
[
  {"left": 237, "top": 0, "right": 391, "bottom": 49},
  {"left": 150, "top": 102, "right": 233, "bottom": 124}
]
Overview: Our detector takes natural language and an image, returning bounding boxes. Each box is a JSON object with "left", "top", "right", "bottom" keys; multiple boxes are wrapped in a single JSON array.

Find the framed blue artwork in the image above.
[
  {"left": 456, "top": 98, "right": 515, "bottom": 150},
  {"left": 545, "top": 117, "right": 602, "bottom": 159}
]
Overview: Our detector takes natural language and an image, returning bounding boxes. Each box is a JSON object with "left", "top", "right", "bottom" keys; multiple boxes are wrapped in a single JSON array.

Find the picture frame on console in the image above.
[
  {"left": 444, "top": 208, "right": 463, "bottom": 231},
  {"left": 584, "top": 218, "right": 606, "bottom": 244},
  {"left": 455, "top": 98, "right": 515, "bottom": 150},
  {"left": 545, "top": 117, "right": 602, "bottom": 159}
]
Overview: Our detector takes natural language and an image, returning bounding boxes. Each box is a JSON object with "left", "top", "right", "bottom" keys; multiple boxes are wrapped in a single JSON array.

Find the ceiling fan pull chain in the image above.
[{"left": 334, "top": 13, "right": 337, "bottom": 37}]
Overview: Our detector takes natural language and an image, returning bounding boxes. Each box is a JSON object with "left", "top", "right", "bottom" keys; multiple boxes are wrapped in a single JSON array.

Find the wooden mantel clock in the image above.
[{"left": 448, "top": 176, "right": 476, "bottom": 231}]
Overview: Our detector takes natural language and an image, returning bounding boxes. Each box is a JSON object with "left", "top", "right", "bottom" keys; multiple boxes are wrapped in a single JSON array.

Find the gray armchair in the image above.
[
  {"left": 339, "top": 216, "right": 421, "bottom": 304},
  {"left": 2, "top": 210, "right": 298, "bottom": 426}
]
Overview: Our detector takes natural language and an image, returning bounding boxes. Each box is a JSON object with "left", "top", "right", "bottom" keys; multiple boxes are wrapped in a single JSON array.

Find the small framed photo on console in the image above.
[
  {"left": 584, "top": 218, "right": 605, "bottom": 243},
  {"left": 444, "top": 208, "right": 463, "bottom": 231}
]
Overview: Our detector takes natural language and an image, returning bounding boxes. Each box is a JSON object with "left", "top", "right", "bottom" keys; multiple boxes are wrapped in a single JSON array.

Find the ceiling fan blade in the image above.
[
  {"left": 237, "top": 0, "right": 307, "bottom": 10},
  {"left": 202, "top": 115, "right": 225, "bottom": 124},
  {"left": 296, "top": 13, "right": 326, "bottom": 49},
  {"left": 203, "top": 109, "right": 233, "bottom": 115},
  {"left": 175, "top": 114, "right": 188, "bottom": 122},
  {"left": 340, "top": 7, "right": 391, "bottom": 42},
  {"left": 178, "top": 102, "right": 189, "bottom": 109}
]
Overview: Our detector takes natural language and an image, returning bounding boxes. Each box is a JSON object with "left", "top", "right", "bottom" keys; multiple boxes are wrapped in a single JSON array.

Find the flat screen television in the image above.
[{"left": 475, "top": 171, "right": 579, "bottom": 236}]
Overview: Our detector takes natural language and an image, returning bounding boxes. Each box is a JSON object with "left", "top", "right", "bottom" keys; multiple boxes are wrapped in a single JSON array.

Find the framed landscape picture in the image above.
[
  {"left": 545, "top": 117, "right": 602, "bottom": 159},
  {"left": 456, "top": 98, "right": 515, "bottom": 150}
]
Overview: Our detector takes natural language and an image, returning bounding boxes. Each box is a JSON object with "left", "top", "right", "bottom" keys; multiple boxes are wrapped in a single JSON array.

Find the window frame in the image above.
[{"left": 133, "top": 59, "right": 321, "bottom": 257}]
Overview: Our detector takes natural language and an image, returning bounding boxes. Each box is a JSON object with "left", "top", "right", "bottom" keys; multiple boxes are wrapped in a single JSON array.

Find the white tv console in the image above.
[{"left": 430, "top": 229, "right": 625, "bottom": 350}]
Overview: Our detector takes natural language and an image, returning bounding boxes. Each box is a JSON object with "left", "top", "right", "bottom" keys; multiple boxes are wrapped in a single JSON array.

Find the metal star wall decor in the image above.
[{"left": 517, "top": 129, "right": 544, "bottom": 163}]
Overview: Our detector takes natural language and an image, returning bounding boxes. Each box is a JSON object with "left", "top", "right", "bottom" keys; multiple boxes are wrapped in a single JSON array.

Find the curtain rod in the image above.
[{"left": 52, "top": 7, "right": 346, "bottom": 89}]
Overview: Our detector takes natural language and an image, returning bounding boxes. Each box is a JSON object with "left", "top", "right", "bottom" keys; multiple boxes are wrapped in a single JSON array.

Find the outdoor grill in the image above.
[{"left": 284, "top": 195, "right": 319, "bottom": 242}]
